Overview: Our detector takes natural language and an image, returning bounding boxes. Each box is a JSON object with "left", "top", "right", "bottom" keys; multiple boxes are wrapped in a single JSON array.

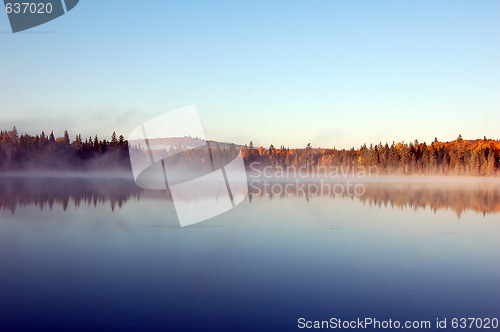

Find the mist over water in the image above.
[
  {"left": 1, "top": 174, "right": 498, "bottom": 217},
  {"left": 0, "top": 174, "right": 499, "bottom": 331}
]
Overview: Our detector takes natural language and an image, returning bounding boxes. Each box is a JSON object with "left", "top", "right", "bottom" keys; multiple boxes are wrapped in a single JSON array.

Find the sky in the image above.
[{"left": 0, "top": 0, "right": 499, "bottom": 149}]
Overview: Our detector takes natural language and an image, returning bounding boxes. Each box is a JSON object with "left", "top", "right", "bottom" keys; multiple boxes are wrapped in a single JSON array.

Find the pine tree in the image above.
[
  {"left": 49, "top": 131, "right": 56, "bottom": 143},
  {"left": 63, "top": 130, "right": 70, "bottom": 146}
]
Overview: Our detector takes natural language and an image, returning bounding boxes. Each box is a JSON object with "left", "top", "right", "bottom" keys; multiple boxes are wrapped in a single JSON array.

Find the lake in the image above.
[{"left": 0, "top": 176, "right": 499, "bottom": 331}]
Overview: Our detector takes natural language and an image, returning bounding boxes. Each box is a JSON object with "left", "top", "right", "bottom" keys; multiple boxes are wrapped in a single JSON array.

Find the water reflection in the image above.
[
  {"left": 248, "top": 180, "right": 500, "bottom": 217},
  {"left": 0, "top": 177, "right": 141, "bottom": 213},
  {"left": 0, "top": 177, "right": 499, "bottom": 331},
  {"left": 1, "top": 177, "right": 499, "bottom": 217}
]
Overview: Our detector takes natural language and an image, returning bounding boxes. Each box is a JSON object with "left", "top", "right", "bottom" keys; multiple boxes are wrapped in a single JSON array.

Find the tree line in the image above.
[
  {"left": 242, "top": 134, "right": 499, "bottom": 176},
  {"left": 1, "top": 127, "right": 499, "bottom": 175},
  {"left": 0, "top": 127, "right": 130, "bottom": 170}
]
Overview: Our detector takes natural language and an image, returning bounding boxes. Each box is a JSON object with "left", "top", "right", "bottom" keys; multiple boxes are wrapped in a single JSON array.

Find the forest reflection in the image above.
[
  {"left": 248, "top": 180, "right": 500, "bottom": 217},
  {"left": 0, "top": 177, "right": 141, "bottom": 213},
  {"left": 0, "top": 177, "right": 499, "bottom": 217}
]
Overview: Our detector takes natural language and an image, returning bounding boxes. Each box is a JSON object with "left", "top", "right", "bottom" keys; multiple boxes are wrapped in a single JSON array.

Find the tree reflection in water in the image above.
[{"left": 1, "top": 177, "right": 499, "bottom": 217}]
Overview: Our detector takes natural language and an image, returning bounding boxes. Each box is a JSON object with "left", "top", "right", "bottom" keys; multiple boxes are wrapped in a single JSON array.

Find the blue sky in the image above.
[{"left": 0, "top": 0, "right": 498, "bottom": 148}]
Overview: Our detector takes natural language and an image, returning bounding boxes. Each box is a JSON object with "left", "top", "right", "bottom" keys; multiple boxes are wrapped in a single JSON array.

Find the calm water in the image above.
[{"left": 0, "top": 177, "right": 499, "bottom": 331}]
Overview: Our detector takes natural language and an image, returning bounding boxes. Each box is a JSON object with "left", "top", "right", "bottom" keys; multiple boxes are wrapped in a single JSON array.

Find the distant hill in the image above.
[{"left": 142, "top": 136, "right": 243, "bottom": 151}]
